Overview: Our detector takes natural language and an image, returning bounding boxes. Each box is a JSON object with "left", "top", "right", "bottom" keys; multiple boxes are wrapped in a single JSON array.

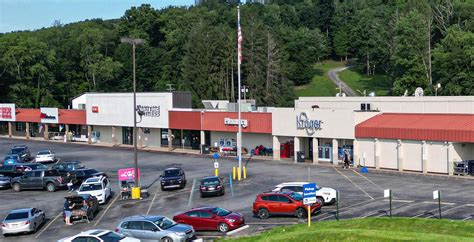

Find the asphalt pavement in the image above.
[{"left": 1, "top": 138, "right": 473, "bottom": 241}]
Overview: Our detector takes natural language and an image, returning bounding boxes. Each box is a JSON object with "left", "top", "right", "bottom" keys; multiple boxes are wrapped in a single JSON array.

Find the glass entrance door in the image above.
[{"left": 122, "top": 127, "right": 133, "bottom": 145}]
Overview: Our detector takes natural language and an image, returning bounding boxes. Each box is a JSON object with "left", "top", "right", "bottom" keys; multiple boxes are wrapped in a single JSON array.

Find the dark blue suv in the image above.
[
  {"left": 9, "top": 145, "right": 31, "bottom": 162},
  {"left": 160, "top": 167, "right": 186, "bottom": 190}
]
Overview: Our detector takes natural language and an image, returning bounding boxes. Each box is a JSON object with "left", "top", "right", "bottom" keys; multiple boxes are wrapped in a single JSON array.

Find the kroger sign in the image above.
[{"left": 296, "top": 112, "right": 322, "bottom": 135}]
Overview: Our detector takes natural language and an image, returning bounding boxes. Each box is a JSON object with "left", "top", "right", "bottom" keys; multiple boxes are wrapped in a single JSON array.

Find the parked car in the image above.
[
  {"left": 0, "top": 174, "right": 11, "bottom": 188},
  {"left": 9, "top": 145, "right": 31, "bottom": 162},
  {"left": 253, "top": 191, "right": 322, "bottom": 219},
  {"left": 0, "top": 164, "right": 47, "bottom": 178},
  {"left": 57, "top": 229, "right": 139, "bottom": 242},
  {"left": 11, "top": 169, "right": 67, "bottom": 192},
  {"left": 273, "top": 182, "right": 337, "bottom": 205},
  {"left": 173, "top": 206, "right": 244, "bottom": 233},
  {"left": 160, "top": 167, "right": 186, "bottom": 190},
  {"left": 35, "top": 150, "right": 56, "bottom": 163},
  {"left": 51, "top": 161, "right": 85, "bottom": 172},
  {"left": 3, "top": 154, "right": 21, "bottom": 165},
  {"left": 77, "top": 176, "right": 112, "bottom": 204},
  {"left": 1, "top": 208, "right": 46, "bottom": 236},
  {"left": 199, "top": 176, "right": 225, "bottom": 197},
  {"left": 70, "top": 168, "right": 107, "bottom": 185},
  {"left": 63, "top": 194, "right": 99, "bottom": 223},
  {"left": 117, "top": 215, "right": 195, "bottom": 242}
]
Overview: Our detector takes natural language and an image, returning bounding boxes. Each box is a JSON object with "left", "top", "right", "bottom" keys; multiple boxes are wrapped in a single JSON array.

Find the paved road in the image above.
[
  {"left": 1, "top": 138, "right": 473, "bottom": 241},
  {"left": 328, "top": 67, "right": 358, "bottom": 96}
]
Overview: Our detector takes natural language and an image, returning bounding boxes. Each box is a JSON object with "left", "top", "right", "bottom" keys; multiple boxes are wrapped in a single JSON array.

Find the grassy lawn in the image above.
[
  {"left": 222, "top": 218, "right": 474, "bottom": 242},
  {"left": 294, "top": 60, "right": 344, "bottom": 97},
  {"left": 338, "top": 68, "right": 392, "bottom": 96}
]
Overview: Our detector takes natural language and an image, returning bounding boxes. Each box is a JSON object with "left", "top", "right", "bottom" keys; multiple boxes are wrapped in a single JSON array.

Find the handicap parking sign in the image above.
[{"left": 303, "top": 183, "right": 317, "bottom": 205}]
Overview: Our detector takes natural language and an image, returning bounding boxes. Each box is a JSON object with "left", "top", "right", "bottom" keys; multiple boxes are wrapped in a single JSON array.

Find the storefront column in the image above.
[
  {"left": 447, "top": 142, "right": 453, "bottom": 175},
  {"left": 112, "top": 126, "right": 117, "bottom": 145},
  {"left": 44, "top": 124, "right": 49, "bottom": 140},
  {"left": 200, "top": 130, "right": 205, "bottom": 145},
  {"left": 8, "top": 122, "right": 12, "bottom": 137},
  {"left": 139, "top": 127, "right": 144, "bottom": 148},
  {"left": 374, "top": 139, "right": 380, "bottom": 169},
  {"left": 422, "top": 141, "right": 428, "bottom": 173},
  {"left": 273, "top": 136, "right": 280, "bottom": 161},
  {"left": 64, "top": 124, "right": 69, "bottom": 142},
  {"left": 25, "top": 122, "right": 30, "bottom": 139},
  {"left": 353, "top": 139, "right": 359, "bottom": 167},
  {"left": 312, "top": 138, "right": 318, "bottom": 164},
  {"left": 332, "top": 139, "right": 338, "bottom": 166},
  {"left": 87, "top": 125, "right": 92, "bottom": 144},
  {"left": 168, "top": 128, "right": 173, "bottom": 151},
  {"left": 397, "top": 140, "right": 404, "bottom": 171},
  {"left": 294, "top": 137, "right": 300, "bottom": 163}
]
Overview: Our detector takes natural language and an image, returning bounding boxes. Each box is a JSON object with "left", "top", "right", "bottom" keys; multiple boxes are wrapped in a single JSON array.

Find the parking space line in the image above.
[
  {"left": 226, "top": 225, "right": 249, "bottom": 235},
  {"left": 425, "top": 204, "right": 467, "bottom": 218},
  {"left": 333, "top": 168, "right": 374, "bottom": 200},
  {"left": 422, "top": 201, "right": 456, "bottom": 205},
  {"left": 361, "top": 201, "right": 415, "bottom": 218},
  {"left": 462, "top": 216, "right": 472, "bottom": 221},
  {"left": 383, "top": 199, "right": 414, "bottom": 203},
  {"left": 146, "top": 188, "right": 160, "bottom": 215},
  {"left": 412, "top": 204, "right": 455, "bottom": 218},
  {"left": 35, "top": 212, "right": 62, "bottom": 239},
  {"left": 352, "top": 170, "right": 383, "bottom": 190},
  {"left": 246, "top": 222, "right": 298, "bottom": 225},
  {"left": 94, "top": 193, "right": 120, "bottom": 226},
  {"left": 318, "top": 198, "right": 382, "bottom": 221}
]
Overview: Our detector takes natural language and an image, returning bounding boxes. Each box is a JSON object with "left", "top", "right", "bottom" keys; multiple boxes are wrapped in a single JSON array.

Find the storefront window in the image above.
[
  {"left": 15, "top": 122, "right": 25, "bottom": 132},
  {"left": 161, "top": 129, "right": 168, "bottom": 146}
]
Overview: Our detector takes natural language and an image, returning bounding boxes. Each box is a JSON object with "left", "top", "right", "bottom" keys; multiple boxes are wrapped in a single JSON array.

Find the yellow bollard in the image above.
[
  {"left": 308, "top": 205, "right": 311, "bottom": 227},
  {"left": 232, "top": 167, "right": 236, "bottom": 180},
  {"left": 237, "top": 167, "right": 241, "bottom": 181},
  {"left": 243, "top": 166, "right": 247, "bottom": 179},
  {"left": 215, "top": 168, "right": 218, "bottom": 177},
  {"left": 132, "top": 187, "right": 141, "bottom": 199}
]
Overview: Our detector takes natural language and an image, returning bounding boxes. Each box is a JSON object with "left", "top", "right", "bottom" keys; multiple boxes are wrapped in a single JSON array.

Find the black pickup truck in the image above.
[
  {"left": 11, "top": 169, "right": 68, "bottom": 192},
  {"left": 0, "top": 163, "right": 47, "bottom": 178}
]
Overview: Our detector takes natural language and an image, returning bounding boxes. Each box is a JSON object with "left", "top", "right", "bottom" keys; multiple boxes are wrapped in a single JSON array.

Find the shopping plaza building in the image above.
[{"left": 1, "top": 93, "right": 473, "bottom": 175}]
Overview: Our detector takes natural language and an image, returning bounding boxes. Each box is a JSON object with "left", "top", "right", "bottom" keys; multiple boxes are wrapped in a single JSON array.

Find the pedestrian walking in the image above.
[{"left": 343, "top": 149, "right": 350, "bottom": 169}]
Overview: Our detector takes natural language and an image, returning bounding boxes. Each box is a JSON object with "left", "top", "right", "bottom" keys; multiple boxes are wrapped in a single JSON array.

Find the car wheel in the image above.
[
  {"left": 295, "top": 208, "right": 306, "bottom": 219},
  {"left": 33, "top": 223, "right": 37, "bottom": 233},
  {"left": 218, "top": 222, "right": 229, "bottom": 233},
  {"left": 161, "top": 186, "right": 166, "bottom": 191},
  {"left": 257, "top": 208, "right": 269, "bottom": 219},
  {"left": 12, "top": 183, "right": 21, "bottom": 192},
  {"left": 317, "top": 197, "right": 325, "bottom": 205},
  {"left": 46, "top": 183, "right": 56, "bottom": 192},
  {"left": 161, "top": 237, "right": 173, "bottom": 242},
  {"left": 42, "top": 214, "right": 46, "bottom": 223}
]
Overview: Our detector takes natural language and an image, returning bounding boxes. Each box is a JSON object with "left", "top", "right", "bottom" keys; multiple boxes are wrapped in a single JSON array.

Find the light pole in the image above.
[
  {"left": 121, "top": 37, "right": 145, "bottom": 198},
  {"left": 435, "top": 83, "right": 441, "bottom": 96}
]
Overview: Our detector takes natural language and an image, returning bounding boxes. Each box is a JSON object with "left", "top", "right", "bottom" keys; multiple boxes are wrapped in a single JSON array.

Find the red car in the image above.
[
  {"left": 253, "top": 191, "right": 322, "bottom": 219},
  {"left": 173, "top": 206, "right": 245, "bottom": 232}
]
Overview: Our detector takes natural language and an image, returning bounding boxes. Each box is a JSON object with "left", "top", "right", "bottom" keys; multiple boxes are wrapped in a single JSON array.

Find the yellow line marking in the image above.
[
  {"left": 35, "top": 212, "right": 62, "bottom": 239},
  {"left": 94, "top": 194, "right": 120, "bottom": 226},
  {"left": 334, "top": 168, "right": 374, "bottom": 200},
  {"left": 352, "top": 169, "right": 383, "bottom": 190}
]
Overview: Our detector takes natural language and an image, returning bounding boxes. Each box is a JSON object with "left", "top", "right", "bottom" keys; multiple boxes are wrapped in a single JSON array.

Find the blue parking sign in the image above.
[{"left": 303, "top": 183, "right": 317, "bottom": 205}]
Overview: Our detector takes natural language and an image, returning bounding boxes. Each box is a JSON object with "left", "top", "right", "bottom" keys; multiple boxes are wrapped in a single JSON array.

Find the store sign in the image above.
[
  {"left": 40, "top": 107, "right": 59, "bottom": 124},
  {"left": 91, "top": 106, "right": 99, "bottom": 113},
  {"left": 0, "top": 104, "right": 15, "bottom": 121},
  {"left": 137, "top": 105, "right": 160, "bottom": 117},
  {"left": 224, "top": 118, "right": 248, "bottom": 128},
  {"left": 296, "top": 112, "right": 322, "bottom": 135},
  {"left": 118, "top": 168, "right": 141, "bottom": 181}
]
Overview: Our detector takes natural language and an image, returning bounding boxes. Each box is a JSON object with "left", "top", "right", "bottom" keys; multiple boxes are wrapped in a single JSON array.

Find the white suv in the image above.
[
  {"left": 58, "top": 229, "right": 139, "bottom": 242},
  {"left": 35, "top": 150, "right": 55, "bottom": 163},
  {"left": 273, "top": 182, "right": 337, "bottom": 205},
  {"left": 77, "top": 176, "right": 112, "bottom": 204}
]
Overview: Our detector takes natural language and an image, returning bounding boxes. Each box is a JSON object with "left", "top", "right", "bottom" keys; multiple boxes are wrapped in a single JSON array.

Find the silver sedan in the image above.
[{"left": 2, "top": 208, "right": 46, "bottom": 235}]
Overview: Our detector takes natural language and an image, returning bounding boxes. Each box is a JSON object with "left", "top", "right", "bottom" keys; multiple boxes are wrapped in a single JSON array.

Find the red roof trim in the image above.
[{"left": 356, "top": 113, "right": 474, "bottom": 142}]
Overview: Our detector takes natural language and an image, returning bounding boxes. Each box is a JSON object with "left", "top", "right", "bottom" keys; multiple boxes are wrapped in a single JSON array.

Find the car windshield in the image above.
[
  {"left": 210, "top": 207, "right": 231, "bottom": 216},
  {"left": 202, "top": 178, "right": 219, "bottom": 186},
  {"left": 10, "top": 148, "right": 24, "bottom": 154},
  {"left": 5, "top": 155, "right": 17, "bottom": 160},
  {"left": 83, "top": 169, "right": 99, "bottom": 176},
  {"left": 154, "top": 217, "right": 176, "bottom": 230},
  {"left": 289, "top": 192, "right": 303, "bottom": 201},
  {"left": 5, "top": 212, "right": 29, "bottom": 220},
  {"left": 37, "top": 151, "right": 50, "bottom": 155},
  {"left": 98, "top": 232, "right": 125, "bottom": 242},
  {"left": 80, "top": 183, "right": 102, "bottom": 191},
  {"left": 164, "top": 169, "right": 180, "bottom": 177}
]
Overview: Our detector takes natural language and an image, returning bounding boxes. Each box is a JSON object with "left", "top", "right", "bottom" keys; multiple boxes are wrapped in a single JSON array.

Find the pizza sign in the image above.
[{"left": 0, "top": 104, "right": 15, "bottom": 121}]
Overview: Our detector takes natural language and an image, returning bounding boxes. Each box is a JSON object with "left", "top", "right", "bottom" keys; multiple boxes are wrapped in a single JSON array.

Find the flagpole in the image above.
[{"left": 237, "top": 5, "right": 242, "bottom": 180}]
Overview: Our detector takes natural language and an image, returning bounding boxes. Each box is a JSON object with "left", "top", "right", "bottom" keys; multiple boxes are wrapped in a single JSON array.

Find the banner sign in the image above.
[
  {"left": 118, "top": 168, "right": 141, "bottom": 181},
  {"left": 40, "top": 107, "right": 59, "bottom": 124},
  {"left": 224, "top": 118, "right": 248, "bottom": 128},
  {"left": 0, "top": 104, "right": 15, "bottom": 121}
]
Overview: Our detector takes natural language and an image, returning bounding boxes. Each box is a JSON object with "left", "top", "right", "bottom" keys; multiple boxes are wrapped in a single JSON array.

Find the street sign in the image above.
[
  {"left": 433, "top": 190, "right": 439, "bottom": 199},
  {"left": 213, "top": 153, "right": 219, "bottom": 159},
  {"left": 384, "top": 189, "right": 390, "bottom": 198},
  {"left": 214, "top": 161, "right": 219, "bottom": 169},
  {"left": 303, "top": 183, "right": 317, "bottom": 205}
]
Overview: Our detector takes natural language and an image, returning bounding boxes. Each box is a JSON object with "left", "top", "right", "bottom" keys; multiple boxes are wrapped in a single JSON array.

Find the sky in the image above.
[{"left": 0, "top": 0, "right": 194, "bottom": 33}]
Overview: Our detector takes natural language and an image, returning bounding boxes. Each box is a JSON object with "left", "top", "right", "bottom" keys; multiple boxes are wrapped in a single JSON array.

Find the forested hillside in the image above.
[{"left": 0, "top": 0, "right": 472, "bottom": 108}]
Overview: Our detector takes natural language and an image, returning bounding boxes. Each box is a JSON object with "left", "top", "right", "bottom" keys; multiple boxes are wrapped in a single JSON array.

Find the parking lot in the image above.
[{"left": 1, "top": 137, "right": 474, "bottom": 242}]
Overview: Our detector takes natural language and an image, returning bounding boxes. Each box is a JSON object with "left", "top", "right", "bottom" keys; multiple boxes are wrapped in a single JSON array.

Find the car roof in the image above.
[
  {"left": 124, "top": 215, "right": 164, "bottom": 222},
  {"left": 58, "top": 161, "right": 81, "bottom": 164},
  {"left": 261, "top": 190, "right": 294, "bottom": 196},
  {"left": 83, "top": 177, "right": 105, "bottom": 183},
  {"left": 5, "top": 154, "right": 19, "bottom": 157},
  {"left": 165, "top": 167, "right": 181, "bottom": 171},
  {"left": 275, "top": 182, "right": 308, "bottom": 187},
  {"left": 13, "top": 145, "right": 27, "bottom": 148},
  {"left": 78, "top": 229, "right": 110, "bottom": 236},
  {"left": 189, "top": 206, "right": 216, "bottom": 212},
  {"left": 10, "top": 208, "right": 32, "bottom": 213},
  {"left": 202, "top": 176, "right": 219, "bottom": 180},
  {"left": 37, "top": 150, "right": 51, "bottom": 152}
]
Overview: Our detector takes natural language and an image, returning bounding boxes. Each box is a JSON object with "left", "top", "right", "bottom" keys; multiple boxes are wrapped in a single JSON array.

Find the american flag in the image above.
[{"left": 237, "top": 6, "right": 242, "bottom": 65}]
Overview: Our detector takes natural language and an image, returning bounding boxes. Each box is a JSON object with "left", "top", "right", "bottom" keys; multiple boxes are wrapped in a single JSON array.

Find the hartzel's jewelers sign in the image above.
[
  {"left": 296, "top": 112, "right": 322, "bottom": 135},
  {"left": 0, "top": 104, "right": 15, "bottom": 122}
]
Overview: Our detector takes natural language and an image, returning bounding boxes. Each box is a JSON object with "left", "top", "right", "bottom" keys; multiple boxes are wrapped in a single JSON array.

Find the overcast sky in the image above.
[{"left": 0, "top": 0, "right": 194, "bottom": 33}]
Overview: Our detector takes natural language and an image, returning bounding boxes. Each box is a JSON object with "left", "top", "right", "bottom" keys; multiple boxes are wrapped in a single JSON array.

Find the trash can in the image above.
[
  {"left": 200, "top": 144, "right": 210, "bottom": 155},
  {"left": 297, "top": 151, "right": 305, "bottom": 163}
]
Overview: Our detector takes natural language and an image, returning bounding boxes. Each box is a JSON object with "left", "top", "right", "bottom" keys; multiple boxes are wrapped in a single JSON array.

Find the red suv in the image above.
[{"left": 253, "top": 191, "right": 322, "bottom": 219}]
